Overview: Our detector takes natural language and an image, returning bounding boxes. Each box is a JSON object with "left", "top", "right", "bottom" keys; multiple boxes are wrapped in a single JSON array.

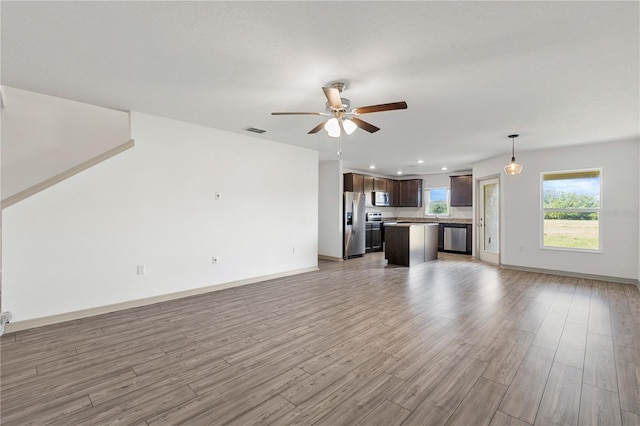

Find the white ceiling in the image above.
[{"left": 2, "top": 1, "right": 638, "bottom": 177}]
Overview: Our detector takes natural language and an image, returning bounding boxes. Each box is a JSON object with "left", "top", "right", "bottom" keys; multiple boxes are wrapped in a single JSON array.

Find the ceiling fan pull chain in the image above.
[{"left": 337, "top": 134, "right": 343, "bottom": 156}]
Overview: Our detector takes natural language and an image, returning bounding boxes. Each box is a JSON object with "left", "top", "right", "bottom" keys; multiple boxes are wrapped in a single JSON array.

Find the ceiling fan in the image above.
[{"left": 271, "top": 82, "right": 407, "bottom": 137}]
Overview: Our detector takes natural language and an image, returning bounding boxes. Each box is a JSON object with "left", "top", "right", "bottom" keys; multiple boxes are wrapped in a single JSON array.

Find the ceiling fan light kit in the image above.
[
  {"left": 324, "top": 117, "right": 341, "bottom": 138},
  {"left": 342, "top": 118, "right": 357, "bottom": 135},
  {"left": 271, "top": 81, "right": 407, "bottom": 138},
  {"left": 504, "top": 134, "right": 523, "bottom": 175}
]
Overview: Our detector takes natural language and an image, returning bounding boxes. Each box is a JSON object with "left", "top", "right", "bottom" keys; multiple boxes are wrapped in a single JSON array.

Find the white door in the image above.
[{"left": 478, "top": 178, "right": 499, "bottom": 264}]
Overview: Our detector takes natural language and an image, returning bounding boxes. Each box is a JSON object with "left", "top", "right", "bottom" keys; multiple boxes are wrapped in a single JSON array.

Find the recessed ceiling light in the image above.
[
  {"left": 397, "top": 171, "right": 403, "bottom": 175},
  {"left": 417, "top": 160, "right": 424, "bottom": 164},
  {"left": 369, "top": 165, "right": 376, "bottom": 169},
  {"left": 441, "top": 167, "right": 448, "bottom": 170}
]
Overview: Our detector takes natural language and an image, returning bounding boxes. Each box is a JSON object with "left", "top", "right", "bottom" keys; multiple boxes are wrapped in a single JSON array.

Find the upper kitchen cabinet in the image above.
[
  {"left": 363, "top": 175, "right": 374, "bottom": 206},
  {"left": 450, "top": 175, "right": 473, "bottom": 206},
  {"left": 373, "top": 177, "right": 388, "bottom": 192},
  {"left": 398, "top": 179, "right": 423, "bottom": 207},
  {"left": 344, "top": 173, "right": 364, "bottom": 193},
  {"left": 363, "top": 175, "right": 374, "bottom": 194},
  {"left": 387, "top": 179, "right": 399, "bottom": 207},
  {"left": 343, "top": 174, "right": 421, "bottom": 207}
]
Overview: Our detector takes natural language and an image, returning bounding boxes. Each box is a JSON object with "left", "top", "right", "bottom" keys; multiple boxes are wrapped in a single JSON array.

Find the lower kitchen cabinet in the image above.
[
  {"left": 384, "top": 223, "right": 438, "bottom": 266},
  {"left": 366, "top": 223, "right": 382, "bottom": 252}
]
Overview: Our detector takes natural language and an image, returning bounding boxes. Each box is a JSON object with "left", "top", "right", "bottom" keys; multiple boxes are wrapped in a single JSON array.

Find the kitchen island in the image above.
[{"left": 384, "top": 223, "right": 438, "bottom": 266}]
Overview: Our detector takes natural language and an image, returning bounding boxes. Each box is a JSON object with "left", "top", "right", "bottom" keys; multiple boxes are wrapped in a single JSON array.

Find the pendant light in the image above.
[{"left": 504, "top": 134, "right": 523, "bottom": 175}]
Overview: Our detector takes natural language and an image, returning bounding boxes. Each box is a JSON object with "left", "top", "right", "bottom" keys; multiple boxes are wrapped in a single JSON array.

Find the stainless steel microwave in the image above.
[{"left": 373, "top": 191, "right": 390, "bottom": 207}]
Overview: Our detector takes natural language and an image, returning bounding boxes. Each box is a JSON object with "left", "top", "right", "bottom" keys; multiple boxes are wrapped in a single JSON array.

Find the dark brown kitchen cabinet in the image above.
[
  {"left": 398, "top": 179, "right": 423, "bottom": 207},
  {"left": 387, "top": 180, "right": 399, "bottom": 206},
  {"left": 344, "top": 173, "right": 364, "bottom": 193},
  {"left": 373, "top": 177, "right": 387, "bottom": 192},
  {"left": 450, "top": 175, "right": 473, "bottom": 207},
  {"left": 365, "top": 222, "right": 382, "bottom": 252},
  {"left": 363, "top": 175, "right": 374, "bottom": 194},
  {"left": 343, "top": 174, "right": 421, "bottom": 207}
]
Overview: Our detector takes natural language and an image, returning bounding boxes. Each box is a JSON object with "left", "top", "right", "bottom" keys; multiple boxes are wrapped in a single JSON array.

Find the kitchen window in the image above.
[
  {"left": 425, "top": 187, "right": 449, "bottom": 216},
  {"left": 541, "top": 169, "right": 601, "bottom": 252}
]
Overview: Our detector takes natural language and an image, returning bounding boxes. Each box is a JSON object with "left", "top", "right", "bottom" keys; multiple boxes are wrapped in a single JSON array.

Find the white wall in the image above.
[
  {"left": 1, "top": 87, "right": 131, "bottom": 199},
  {"left": 2, "top": 112, "right": 319, "bottom": 322},
  {"left": 475, "top": 139, "right": 639, "bottom": 281},
  {"left": 318, "top": 160, "right": 343, "bottom": 259}
]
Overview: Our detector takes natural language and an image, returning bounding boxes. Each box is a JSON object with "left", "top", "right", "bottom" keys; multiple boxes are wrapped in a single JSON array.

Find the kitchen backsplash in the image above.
[{"left": 365, "top": 205, "right": 472, "bottom": 221}]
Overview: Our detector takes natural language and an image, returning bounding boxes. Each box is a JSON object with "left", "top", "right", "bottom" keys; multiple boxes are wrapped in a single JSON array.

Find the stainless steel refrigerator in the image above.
[{"left": 344, "top": 191, "right": 366, "bottom": 259}]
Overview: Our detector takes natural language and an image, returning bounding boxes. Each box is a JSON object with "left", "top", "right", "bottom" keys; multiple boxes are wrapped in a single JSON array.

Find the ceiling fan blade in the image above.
[
  {"left": 271, "top": 112, "right": 322, "bottom": 115},
  {"left": 322, "top": 87, "right": 343, "bottom": 110},
  {"left": 308, "top": 120, "right": 328, "bottom": 134},
  {"left": 351, "top": 117, "right": 380, "bottom": 133},
  {"left": 352, "top": 101, "right": 408, "bottom": 115}
]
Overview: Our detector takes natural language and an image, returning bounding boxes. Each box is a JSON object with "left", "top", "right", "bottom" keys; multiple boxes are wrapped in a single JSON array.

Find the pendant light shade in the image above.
[
  {"left": 504, "top": 134, "right": 523, "bottom": 175},
  {"left": 324, "top": 117, "right": 340, "bottom": 138},
  {"left": 342, "top": 118, "right": 357, "bottom": 135}
]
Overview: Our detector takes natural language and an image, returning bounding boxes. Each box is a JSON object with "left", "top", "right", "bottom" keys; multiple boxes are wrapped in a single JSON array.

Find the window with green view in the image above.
[
  {"left": 541, "top": 169, "right": 601, "bottom": 251},
  {"left": 426, "top": 187, "right": 449, "bottom": 216}
]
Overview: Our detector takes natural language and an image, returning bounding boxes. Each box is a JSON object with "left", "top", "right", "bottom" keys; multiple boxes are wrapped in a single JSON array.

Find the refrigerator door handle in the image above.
[{"left": 352, "top": 200, "right": 357, "bottom": 233}]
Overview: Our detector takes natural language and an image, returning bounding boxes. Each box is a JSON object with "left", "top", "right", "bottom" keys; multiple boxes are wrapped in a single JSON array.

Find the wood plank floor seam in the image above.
[{"left": 1, "top": 252, "right": 638, "bottom": 426}]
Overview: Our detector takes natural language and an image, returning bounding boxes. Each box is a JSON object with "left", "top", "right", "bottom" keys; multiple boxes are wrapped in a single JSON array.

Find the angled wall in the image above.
[
  {"left": 1, "top": 87, "right": 131, "bottom": 200},
  {"left": 2, "top": 111, "right": 319, "bottom": 325}
]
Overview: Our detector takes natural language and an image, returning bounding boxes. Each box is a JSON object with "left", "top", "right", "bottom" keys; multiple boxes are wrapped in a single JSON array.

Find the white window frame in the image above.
[
  {"left": 424, "top": 187, "right": 450, "bottom": 217},
  {"left": 540, "top": 168, "right": 602, "bottom": 253}
]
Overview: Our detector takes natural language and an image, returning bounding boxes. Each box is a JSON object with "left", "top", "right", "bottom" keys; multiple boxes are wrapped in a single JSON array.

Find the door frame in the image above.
[{"left": 476, "top": 175, "right": 500, "bottom": 265}]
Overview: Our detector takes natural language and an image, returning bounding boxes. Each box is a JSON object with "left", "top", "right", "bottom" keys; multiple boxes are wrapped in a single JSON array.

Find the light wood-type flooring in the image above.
[{"left": 2, "top": 252, "right": 639, "bottom": 426}]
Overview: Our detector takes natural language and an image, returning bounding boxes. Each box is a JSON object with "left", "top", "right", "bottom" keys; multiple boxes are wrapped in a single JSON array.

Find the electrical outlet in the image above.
[
  {"left": 137, "top": 264, "right": 146, "bottom": 275},
  {"left": 212, "top": 256, "right": 218, "bottom": 264}
]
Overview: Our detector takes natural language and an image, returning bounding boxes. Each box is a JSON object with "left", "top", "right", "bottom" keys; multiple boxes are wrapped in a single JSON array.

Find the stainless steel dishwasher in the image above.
[{"left": 444, "top": 226, "right": 467, "bottom": 253}]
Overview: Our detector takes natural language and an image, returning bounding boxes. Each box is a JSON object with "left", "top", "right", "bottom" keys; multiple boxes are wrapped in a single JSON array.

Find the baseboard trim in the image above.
[
  {"left": 1, "top": 139, "right": 135, "bottom": 209},
  {"left": 501, "top": 263, "right": 639, "bottom": 287},
  {"left": 318, "top": 255, "right": 343, "bottom": 262},
  {"left": 4, "top": 265, "right": 319, "bottom": 333}
]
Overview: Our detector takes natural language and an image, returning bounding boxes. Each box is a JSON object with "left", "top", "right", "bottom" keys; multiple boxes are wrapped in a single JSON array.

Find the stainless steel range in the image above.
[
  {"left": 365, "top": 212, "right": 383, "bottom": 252},
  {"left": 366, "top": 212, "right": 382, "bottom": 222}
]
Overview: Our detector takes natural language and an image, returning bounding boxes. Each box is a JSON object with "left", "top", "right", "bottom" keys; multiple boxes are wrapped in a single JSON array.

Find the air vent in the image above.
[{"left": 244, "top": 126, "right": 266, "bottom": 134}]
